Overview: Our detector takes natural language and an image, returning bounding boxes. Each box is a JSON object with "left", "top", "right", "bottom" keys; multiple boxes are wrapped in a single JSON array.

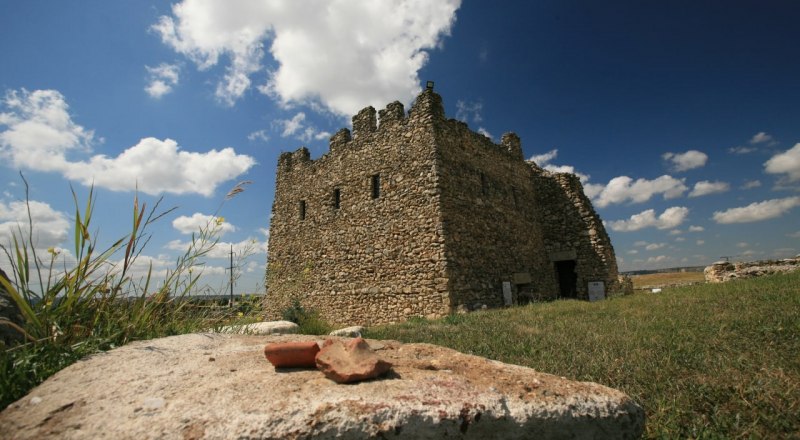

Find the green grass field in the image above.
[{"left": 366, "top": 272, "right": 800, "bottom": 438}]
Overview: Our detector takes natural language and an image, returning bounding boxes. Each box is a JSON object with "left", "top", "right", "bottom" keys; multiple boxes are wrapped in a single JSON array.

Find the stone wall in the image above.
[
  {"left": 531, "top": 169, "right": 619, "bottom": 299},
  {"left": 265, "top": 89, "right": 620, "bottom": 325},
  {"left": 704, "top": 257, "right": 800, "bottom": 283},
  {"left": 435, "top": 118, "right": 558, "bottom": 307},
  {"left": 265, "top": 94, "right": 451, "bottom": 325}
]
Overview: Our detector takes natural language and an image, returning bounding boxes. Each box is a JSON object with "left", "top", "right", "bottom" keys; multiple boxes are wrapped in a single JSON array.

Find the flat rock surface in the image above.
[
  {"left": 0, "top": 334, "right": 644, "bottom": 439},
  {"left": 328, "top": 325, "right": 364, "bottom": 337},
  {"left": 215, "top": 320, "right": 299, "bottom": 335}
]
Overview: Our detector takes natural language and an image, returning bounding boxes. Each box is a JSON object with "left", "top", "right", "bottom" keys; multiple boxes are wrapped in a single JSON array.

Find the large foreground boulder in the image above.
[{"left": 0, "top": 334, "right": 644, "bottom": 439}]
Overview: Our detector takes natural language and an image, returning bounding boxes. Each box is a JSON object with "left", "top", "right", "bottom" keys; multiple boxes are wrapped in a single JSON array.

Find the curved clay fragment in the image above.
[{"left": 264, "top": 341, "right": 320, "bottom": 368}]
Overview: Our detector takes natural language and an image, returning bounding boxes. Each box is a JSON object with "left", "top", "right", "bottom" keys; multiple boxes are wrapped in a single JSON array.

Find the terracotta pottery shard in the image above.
[
  {"left": 315, "top": 337, "right": 392, "bottom": 384},
  {"left": 264, "top": 341, "right": 320, "bottom": 368}
]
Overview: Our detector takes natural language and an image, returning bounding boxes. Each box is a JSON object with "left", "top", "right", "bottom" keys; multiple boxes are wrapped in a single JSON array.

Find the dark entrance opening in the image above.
[{"left": 554, "top": 260, "right": 577, "bottom": 299}]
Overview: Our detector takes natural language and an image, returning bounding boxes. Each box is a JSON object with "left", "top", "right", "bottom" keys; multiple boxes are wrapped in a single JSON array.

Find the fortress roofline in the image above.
[{"left": 279, "top": 87, "right": 534, "bottom": 171}]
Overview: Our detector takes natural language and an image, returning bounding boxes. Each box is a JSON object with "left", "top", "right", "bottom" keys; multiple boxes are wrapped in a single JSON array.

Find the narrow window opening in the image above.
[
  {"left": 371, "top": 174, "right": 381, "bottom": 199},
  {"left": 512, "top": 187, "right": 519, "bottom": 208},
  {"left": 333, "top": 188, "right": 341, "bottom": 209},
  {"left": 299, "top": 200, "right": 306, "bottom": 220}
]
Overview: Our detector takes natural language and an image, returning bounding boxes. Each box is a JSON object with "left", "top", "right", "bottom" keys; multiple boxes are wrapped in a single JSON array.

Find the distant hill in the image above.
[{"left": 621, "top": 265, "right": 706, "bottom": 276}]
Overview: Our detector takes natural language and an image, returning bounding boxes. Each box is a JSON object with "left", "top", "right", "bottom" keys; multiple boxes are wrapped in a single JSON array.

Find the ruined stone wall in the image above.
[
  {"left": 264, "top": 96, "right": 451, "bottom": 325},
  {"left": 531, "top": 169, "right": 619, "bottom": 298},
  {"left": 434, "top": 119, "right": 559, "bottom": 307},
  {"left": 704, "top": 257, "right": 800, "bottom": 283}
]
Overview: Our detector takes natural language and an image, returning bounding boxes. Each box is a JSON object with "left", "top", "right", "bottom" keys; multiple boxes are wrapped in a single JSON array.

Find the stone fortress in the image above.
[{"left": 265, "top": 85, "right": 619, "bottom": 325}]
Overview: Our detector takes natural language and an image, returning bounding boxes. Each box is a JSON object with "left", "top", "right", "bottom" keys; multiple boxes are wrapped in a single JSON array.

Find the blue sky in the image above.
[{"left": 2, "top": 1, "right": 799, "bottom": 294}]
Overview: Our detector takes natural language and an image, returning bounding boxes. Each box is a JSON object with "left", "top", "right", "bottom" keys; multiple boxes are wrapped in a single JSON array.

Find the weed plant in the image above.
[
  {"left": 366, "top": 273, "right": 800, "bottom": 438},
  {"left": 0, "top": 179, "right": 261, "bottom": 410},
  {"left": 281, "top": 299, "right": 332, "bottom": 335}
]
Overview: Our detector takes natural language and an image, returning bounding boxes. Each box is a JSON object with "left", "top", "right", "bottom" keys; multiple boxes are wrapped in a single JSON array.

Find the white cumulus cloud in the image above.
[
  {"left": 741, "top": 180, "right": 761, "bottom": 190},
  {"left": 455, "top": 100, "right": 483, "bottom": 123},
  {"left": 145, "top": 63, "right": 180, "bottom": 98},
  {"left": 750, "top": 132, "right": 773, "bottom": 145},
  {"left": 527, "top": 149, "right": 589, "bottom": 182},
  {"left": 646, "top": 255, "right": 670, "bottom": 265},
  {"left": 64, "top": 138, "right": 255, "bottom": 196},
  {"left": 764, "top": 143, "right": 800, "bottom": 184},
  {"left": 662, "top": 150, "right": 708, "bottom": 172},
  {"left": 713, "top": 196, "right": 800, "bottom": 224},
  {"left": 0, "top": 88, "right": 255, "bottom": 196},
  {"left": 608, "top": 206, "right": 689, "bottom": 232},
  {"left": 166, "top": 237, "right": 268, "bottom": 259},
  {"left": 582, "top": 183, "right": 605, "bottom": 200},
  {"left": 153, "top": 0, "right": 461, "bottom": 114},
  {"left": 247, "top": 129, "right": 269, "bottom": 142},
  {"left": 108, "top": 254, "right": 176, "bottom": 281},
  {"left": 592, "top": 175, "right": 687, "bottom": 208},
  {"left": 728, "top": 146, "right": 756, "bottom": 155},
  {"left": 279, "top": 112, "right": 306, "bottom": 137},
  {"left": 172, "top": 212, "right": 237, "bottom": 235},
  {"left": 276, "top": 112, "right": 330, "bottom": 143},
  {"left": 689, "top": 180, "right": 730, "bottom": 198},
  {"left": 0, "top": 199, "right": 70, "bottom": 249},
  {"left": 529, "top": 149, "right": 558, "bottom": 165},
  {"left": 0, "top": 88, "right": 94, "bottom": 172}
]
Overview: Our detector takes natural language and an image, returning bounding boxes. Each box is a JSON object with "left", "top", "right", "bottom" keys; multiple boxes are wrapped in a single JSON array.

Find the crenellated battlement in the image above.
[
  {"left": 501, "top": 132, "right": 523, "bottom": 161},
  {"left": 351, "top": 106, "right": 377, "bottom": 139},
  {"left": 378, "top": 101, "right": 405, "bottom": 126},
  {"left": 329, "top": 128, "right": 352, "bottom": 153},
  {"left": 280, "top": 88, "right": 533, "bottom": 173},
  {"left": 277, "top": 147, "right": 311, "bottom": 172}
]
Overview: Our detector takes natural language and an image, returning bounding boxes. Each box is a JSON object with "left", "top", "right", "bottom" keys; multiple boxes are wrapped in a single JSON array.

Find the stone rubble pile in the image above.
[{"left": 704, "top": 256, "right": 800, "bottom": 283}]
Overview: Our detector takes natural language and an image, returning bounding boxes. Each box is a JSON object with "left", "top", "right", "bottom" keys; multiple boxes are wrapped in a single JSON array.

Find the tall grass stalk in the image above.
[{"left": 0, "top": 178, "right": 260, "bottom": 410}]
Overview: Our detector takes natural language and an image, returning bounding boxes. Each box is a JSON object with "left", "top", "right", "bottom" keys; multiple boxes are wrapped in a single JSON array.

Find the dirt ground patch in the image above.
[{"left": 630, "top": 271, "right": 705, "bottom": 290}]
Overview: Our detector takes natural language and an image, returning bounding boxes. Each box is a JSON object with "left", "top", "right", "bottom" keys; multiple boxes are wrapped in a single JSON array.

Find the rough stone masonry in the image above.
[{"left": 265, "top": 87, "right": 619, "bottom": 325}]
